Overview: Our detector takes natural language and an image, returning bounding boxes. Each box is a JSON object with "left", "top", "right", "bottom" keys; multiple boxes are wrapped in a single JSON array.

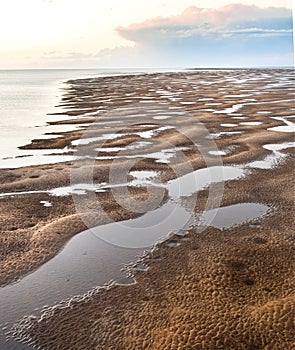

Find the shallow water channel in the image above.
[{"left": 0, "top": 165, "right": 271, "bottom": 349}]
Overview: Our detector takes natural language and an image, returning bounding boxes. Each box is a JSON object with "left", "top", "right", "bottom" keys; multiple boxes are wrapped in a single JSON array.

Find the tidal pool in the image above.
[
  {"left": 199, "top": 203, "right": 270, "bottom": 230},
  {"left": 247, "top": 142, "right": 295, "bottom": 169},
  {"left": 0, "top": 165, "right": 247, "bottom": 349}
]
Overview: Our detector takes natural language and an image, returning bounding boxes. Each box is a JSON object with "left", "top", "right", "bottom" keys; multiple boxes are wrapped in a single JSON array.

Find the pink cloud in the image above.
[
  {"left": 40, "top": 4, "right": 294, "bottom": 68},
  {"left": 116, "top": 4, "right": 292, "bottom": 44}
]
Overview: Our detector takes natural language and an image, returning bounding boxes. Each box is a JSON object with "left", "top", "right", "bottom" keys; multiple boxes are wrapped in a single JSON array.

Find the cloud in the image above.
[
  {"left": 117, "top": 5, "right": 292, "bottom": 44},
  {"left": 112, "top": 4, "right": 294, "bottom": 67},
  {"left": 40, "top": 4, "right": 294, "bottom": 68}
]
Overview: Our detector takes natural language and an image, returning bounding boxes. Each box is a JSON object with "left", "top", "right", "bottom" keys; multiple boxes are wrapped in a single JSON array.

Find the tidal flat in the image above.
[{"left": 0, "top": 69, "right": 294, "bottom": 350}]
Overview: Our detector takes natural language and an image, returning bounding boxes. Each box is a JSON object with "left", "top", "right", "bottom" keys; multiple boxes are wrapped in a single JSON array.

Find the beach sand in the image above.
[
  {"left": 13, "top": 159, "right": 295, "bottom": 350},
  {"left": 0, "top": 69, "right": 294, "bottom": 349}
]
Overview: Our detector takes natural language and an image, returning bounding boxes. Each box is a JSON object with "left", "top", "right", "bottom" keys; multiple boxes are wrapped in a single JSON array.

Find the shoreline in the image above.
[{"left": 0, "top": 69, "right": 294, "bottom": 349}]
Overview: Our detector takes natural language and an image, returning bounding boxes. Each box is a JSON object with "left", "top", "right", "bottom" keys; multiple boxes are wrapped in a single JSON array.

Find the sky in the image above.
[{"left": 0, "top": 0, "right": 294, "bottom": 68}]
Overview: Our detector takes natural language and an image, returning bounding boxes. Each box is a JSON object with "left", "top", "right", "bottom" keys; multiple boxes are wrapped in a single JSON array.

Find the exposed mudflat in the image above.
[
  {"left": 13, "top": 159, "right": 295, "bottom": 350},
  {"left": 0, "top": 69, "right": 294, "bottom": 349}
]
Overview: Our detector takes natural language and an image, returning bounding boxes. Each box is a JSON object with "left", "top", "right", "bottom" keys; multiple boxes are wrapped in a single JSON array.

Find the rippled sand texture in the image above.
[
  {"left": 13, "top": 160, "right": 295, "bottom": 349},
  {"left": 0, "top": 69, "right": 294, "bottom": 349},
  {"left": 0, "top": 70, "right": 294, "bottom": 285}
]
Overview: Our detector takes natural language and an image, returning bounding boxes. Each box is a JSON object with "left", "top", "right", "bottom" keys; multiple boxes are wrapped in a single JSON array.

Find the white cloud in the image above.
[
  {"left": 116, "top": 4, "right": 292, "bottom": 44},
  {"left": 39, "top": 4, "right": 294, "bottom": 68}
]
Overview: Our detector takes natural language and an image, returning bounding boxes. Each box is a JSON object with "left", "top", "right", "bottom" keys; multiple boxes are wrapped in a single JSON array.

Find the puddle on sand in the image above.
[
  {"left": 134, "top": 264, "right": 149, "bottom": 271},
  {"left": 73, "top": 126, "right": 175, "bottom": 146},
  {"left": 214, "top": 103, "right": 243, "bottom": 114},
  {"left": 40, "top": 201, "right": 52, "bottom": 207},
  {"left": 269, "top": 125, "right": 295, "bottom": 133},
  {"left": 198, "top": 98, "right": 214, "bottom": 101},
  {"left": 95, "top": 141, "right": 152, "bottom": 153},
  {"left": 167, "top": 166, "right": 245, "bottom": 199},
  {"left": 50, "top": 183, "right": 107, "bottom": 196},
  {"left": 152, "top": 115, "right": 171, "bottom": 120},
  {"left": 209, "top": 145, "right": 238, "bottom": 157},
  {"left": 0, "top": 178, "right": 165, "bottom": 199},
  {"left": 95, "top": 146, "right": 126, "bottom": 152},
  {"left": 220, "top": 123, "right": 237, "bottom": 128},
  {"left": 0, "top": 236, "right": 139, "bottom": 350},
  {"left": 72, "top": 134, "right": 127, "bottom": 146},
  {"left": 0, "top": 183, "right": 108, "bottom": 199},
  {"left": 247, "top": 142, "right": 295, "bottom": 169},
  {"left": 0, "top": 154, "right": 76, "bottom": 169},
  {"left": 208, "top": 150, "right": 227, "bottom": 156},
  {"left": 175, "top": 229, "right": 188, "bottom": 237},
  {"left": 199, "top": 203, "right": 270, "bottom": 230},
  {"left": 268, "top": 117, "right": 295, "bottom": 133},
  {"left": 179, "top": 101, "right": 196, "bottom": 105},
  {"left": 95, "top": 147, "right": 190, "bottom": 164},
  {"left": 0, "top": 165, "right": 246, "bottom": 349},
  {"left": 166, "top": 241, "right": 179, "bottom": 247},
  {"left": 239, "top": 122, "right": 262, "bottom": 126}
]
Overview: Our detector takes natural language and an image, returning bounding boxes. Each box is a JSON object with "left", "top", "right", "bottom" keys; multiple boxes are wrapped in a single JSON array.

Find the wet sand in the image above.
[
  {"left": 0, "top": 69, "right": 294, "bottom": 349},
  {"left": 13, "top": 159, "right": 295, "bottom": 350}
]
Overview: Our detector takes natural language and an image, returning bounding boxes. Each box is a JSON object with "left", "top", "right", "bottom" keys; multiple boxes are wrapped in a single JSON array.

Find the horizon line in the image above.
[{"left": 0, "top": 65, "right": 294, "bottom": 71}]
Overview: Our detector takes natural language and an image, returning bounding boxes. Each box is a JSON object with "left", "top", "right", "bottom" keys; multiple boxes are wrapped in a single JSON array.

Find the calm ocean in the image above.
[{"left": 0, "top": 68, "right": 174, "bottom": 167}]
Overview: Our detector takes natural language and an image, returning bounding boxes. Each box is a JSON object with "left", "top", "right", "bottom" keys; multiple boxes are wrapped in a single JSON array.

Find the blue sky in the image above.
[
  {"left": 0, "top": 1, "right": 293, "bottom": 68},
  {"left": 113, "top": 4, "right": 294, "bottom": 67}
]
